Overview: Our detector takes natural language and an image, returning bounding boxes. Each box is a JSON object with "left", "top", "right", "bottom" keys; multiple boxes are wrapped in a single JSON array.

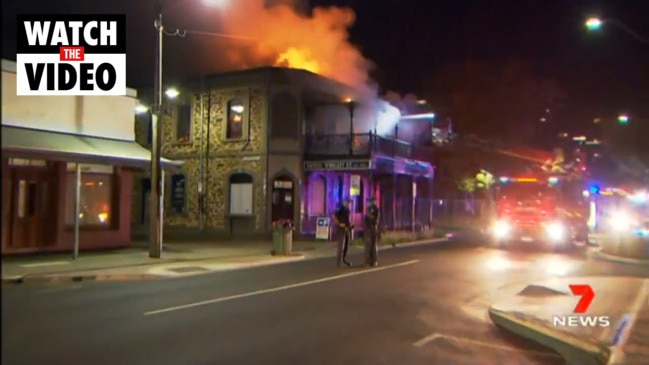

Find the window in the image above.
[
  {"left": 65, "top": 164, "right": 114, "bottom": 227},
  {"left": 270, "top": 92, "right": 299, "bottom": 139},
  {"left": 176, "top": 104, "right": 192, "bottom": 143},
  {"left": 229, "top": 173, "right": 253, "bottom": 215},
  {"left": 226, "top": 99, "right": 245, "bottom": 140},
  {"left": 309, "top": 176, "right": 326, "bottom": 216},
  {"left": 337, "top": 176, "right": 344, "bottom": 204}
]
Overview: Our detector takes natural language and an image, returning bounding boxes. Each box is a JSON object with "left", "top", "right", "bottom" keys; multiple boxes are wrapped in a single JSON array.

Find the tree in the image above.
[{"left": 424, "top": 59, "right": 565, "bottom": 144}]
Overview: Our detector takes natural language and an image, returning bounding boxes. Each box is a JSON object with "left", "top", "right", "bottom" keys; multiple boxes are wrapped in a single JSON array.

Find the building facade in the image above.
[
  {"left": 133, "top": 67, "right": 436, "bottom": 238},
  {"left": 1, "top": 59, "right": 179, "bottom": 255}
]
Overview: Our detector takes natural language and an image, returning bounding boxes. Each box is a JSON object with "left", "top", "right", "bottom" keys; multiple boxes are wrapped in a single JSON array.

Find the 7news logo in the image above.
[
  {"left": 15, "top": 14, "right": 126, "bottom": 96},
  {"left": 552, "top": 284, "right": 611, "bottom": 327}
]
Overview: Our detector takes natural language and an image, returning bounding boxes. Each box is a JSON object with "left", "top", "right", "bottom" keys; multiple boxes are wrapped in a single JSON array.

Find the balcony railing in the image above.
[{"left": 305, "top": 133, "right": 430, "bottom": 161}]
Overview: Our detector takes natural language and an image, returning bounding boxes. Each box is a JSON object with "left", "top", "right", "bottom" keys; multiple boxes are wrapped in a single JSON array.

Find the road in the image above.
[{"left": 3, "top": 238, "right": 649, "bottom": 365}]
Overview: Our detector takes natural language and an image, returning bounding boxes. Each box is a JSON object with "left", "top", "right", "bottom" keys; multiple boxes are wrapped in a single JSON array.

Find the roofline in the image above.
[{"left": 2, "top": 58, "right": 138, "bottom": 98}]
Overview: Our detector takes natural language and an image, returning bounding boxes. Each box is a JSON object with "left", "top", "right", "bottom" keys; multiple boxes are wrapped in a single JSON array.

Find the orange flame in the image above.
[
  {"left": 275, "top": 47, "right": 324, "bottom": 75},
  {"left": 205, "top": 0, "right": 370, "bottom": 89}
]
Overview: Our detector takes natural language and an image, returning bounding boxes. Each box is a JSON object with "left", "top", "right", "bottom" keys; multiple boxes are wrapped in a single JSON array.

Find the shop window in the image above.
[
  {"left": 226, "top": 99, "right": 245, "bottom": 140},
  {"left": 65, "top": 164, "right": 114, "bottom": 227},
  {"left": 9, "top": 158, "right": 46, "bottom": 167},
  {"left": 176, "top": 104, "right": 192, "bottom": 143},
  {"left": 229, "top": 173, "right": 253, "bottom": 215},
  {"left": 309, "top": 176, "right": 326, "bottom": 216}
]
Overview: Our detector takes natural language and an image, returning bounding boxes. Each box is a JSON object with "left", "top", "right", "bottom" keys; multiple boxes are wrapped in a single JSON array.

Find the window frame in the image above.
[
  {"left": 64, "top": 164, "right": 118, "bottom": 231},
  {"left": 174, "top": 103, "right": 193, "bottom": 144},
  {"left": 224, "top": 98, "right": 248, "bottom": 142}
]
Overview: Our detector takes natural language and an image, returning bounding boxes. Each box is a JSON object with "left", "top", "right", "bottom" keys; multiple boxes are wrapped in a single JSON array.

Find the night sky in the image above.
[{"left": 2, "top": 0, "right": 648, "bottom": 134}]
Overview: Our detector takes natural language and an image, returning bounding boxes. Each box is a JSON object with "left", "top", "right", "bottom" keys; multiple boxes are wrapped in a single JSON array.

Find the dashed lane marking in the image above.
[{"left": 144, "top": 259, "right": 419, "bottom": 316}]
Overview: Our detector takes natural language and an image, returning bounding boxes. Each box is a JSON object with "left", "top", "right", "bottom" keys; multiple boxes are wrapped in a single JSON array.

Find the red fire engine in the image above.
[{"left": 489, "top": 175, "right": 585, "bottom": 251}]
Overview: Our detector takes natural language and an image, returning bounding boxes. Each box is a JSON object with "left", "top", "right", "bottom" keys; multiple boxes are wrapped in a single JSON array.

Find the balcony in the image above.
[{"left": 304, "top": 133, "right": 430, "bottom": 161}]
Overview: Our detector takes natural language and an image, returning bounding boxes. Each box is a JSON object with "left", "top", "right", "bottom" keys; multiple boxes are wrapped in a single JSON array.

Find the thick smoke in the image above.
[
  {"left": 214, "top": 0, "right": 372, "bottom": 94},
  {"left": 197, "top": 0, "right": 407, "bottom": 134}
]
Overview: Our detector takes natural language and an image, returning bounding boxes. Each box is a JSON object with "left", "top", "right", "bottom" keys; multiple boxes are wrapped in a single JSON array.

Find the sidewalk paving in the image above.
[
  {"left": 488, "top": 277, "right": 649, "bottom": 365},
  {"left": 2, "top": 237, "right": 449, "bottom": 283}
]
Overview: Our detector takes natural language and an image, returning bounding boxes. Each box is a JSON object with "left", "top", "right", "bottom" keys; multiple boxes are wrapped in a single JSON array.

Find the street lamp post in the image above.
[
  {"left": 149, "top": 3, "right": 165, "bottom": 258},
  {"left": 585, "top": 17, "right": 649, "bottom": 44}
]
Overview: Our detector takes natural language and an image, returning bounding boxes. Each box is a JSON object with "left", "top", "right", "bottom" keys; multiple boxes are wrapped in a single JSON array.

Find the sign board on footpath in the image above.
[
  {"left": 315, "top": 217, "right": 331, "bottom": 240},
  {"left": 16, "top": 14, "right": 127, "bottom": 96}
]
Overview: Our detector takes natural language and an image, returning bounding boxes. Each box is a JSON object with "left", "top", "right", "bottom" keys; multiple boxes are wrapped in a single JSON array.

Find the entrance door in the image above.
[
  {"left": 271, "top": 177, "right": 294, "bottom": 223},
  {"left": 10, "top": 167, "right": 49, "bottom": 248}
]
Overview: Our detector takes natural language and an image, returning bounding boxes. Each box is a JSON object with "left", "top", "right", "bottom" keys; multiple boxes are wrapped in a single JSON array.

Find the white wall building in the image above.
[{"left": 1, "top": 59, "right": 178, "bottom": 255}]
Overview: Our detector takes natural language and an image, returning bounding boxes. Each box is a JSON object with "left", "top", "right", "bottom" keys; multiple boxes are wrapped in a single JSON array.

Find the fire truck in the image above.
[{"left": 489, "top": 175, "right": 588, "bottom": 251}]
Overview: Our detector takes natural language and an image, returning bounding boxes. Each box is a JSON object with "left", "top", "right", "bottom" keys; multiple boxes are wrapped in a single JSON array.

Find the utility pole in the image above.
[{"left": 150, "top": 4, "right": 164, "bottom": 258}]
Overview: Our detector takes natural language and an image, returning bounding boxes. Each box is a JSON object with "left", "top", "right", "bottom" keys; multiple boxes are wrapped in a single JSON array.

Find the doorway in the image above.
[
  {"left": 9, "top": 166, "right": 51, "bottom": 248},
  {"left": 271, "top": 176, "right": 294, "bottom": 223}
]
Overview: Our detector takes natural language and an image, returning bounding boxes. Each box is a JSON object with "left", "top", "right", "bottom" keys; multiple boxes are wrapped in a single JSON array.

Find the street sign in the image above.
[
  {"left": 315, "top": 217, "right": 331, "bottom": 240},
  {"left": 350, "top": 175, "right": 361, "bottom": 196}
]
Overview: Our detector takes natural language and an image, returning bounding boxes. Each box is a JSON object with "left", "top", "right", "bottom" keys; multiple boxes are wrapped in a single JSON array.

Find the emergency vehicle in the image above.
[
  {"left": 585, "top": 185, "right": 649, "bottom": 242},
  {"left": 489, "top": 175, "right": 587, "bottom": 251}
]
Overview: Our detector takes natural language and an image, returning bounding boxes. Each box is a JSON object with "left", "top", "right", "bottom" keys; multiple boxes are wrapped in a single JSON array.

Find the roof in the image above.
[{"left": 1, "top": 125, "right": 182, "bottom": 170}]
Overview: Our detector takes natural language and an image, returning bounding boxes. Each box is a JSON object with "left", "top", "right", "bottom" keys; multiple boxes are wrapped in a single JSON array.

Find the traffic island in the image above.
[
  {"left": 599, "top": 234, "right": 649, "bottom": 261},
  {"left": 488, "top": 277, "right": 649, "bottom": 365}
]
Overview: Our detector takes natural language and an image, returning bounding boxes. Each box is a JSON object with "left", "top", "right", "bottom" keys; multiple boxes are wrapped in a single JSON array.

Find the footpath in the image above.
[
  {"left": 2, "top": 236, "right": 449, "bottom": 284},
  {"left": 489, "top": 277, "right": 649, "bottom": 365}
]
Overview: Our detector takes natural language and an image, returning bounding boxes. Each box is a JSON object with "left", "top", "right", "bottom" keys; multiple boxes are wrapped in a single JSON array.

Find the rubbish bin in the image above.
[{"left": 271, "top": 220, "right": 293, "bottom": 255}]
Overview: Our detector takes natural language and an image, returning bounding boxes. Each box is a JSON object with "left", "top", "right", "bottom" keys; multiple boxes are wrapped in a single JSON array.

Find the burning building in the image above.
[{"left": 133, "top": 67, "right": 437, "bottom": 238}]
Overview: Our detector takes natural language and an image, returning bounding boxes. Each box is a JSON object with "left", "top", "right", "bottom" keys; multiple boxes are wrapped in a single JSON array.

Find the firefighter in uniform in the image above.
[
  {"left": 333, "top": 199, "right": 353, "bottom": 267},
  {"left": 364, "top": 197, "right": 380, "bottom": 267}
]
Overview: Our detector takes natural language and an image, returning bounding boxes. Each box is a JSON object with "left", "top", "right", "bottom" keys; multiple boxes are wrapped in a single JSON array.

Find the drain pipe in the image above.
[
  {"left": 204, "top": 88, "right": 212, "bottom": 227},
  {"left": 198, "top": 78, "right": 205, "bottom": 231}
]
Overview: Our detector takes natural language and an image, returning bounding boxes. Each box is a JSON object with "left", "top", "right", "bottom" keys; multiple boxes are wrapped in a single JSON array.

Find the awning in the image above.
[{"left": 1, "top": 125, "right": 183, "bottom": 170}]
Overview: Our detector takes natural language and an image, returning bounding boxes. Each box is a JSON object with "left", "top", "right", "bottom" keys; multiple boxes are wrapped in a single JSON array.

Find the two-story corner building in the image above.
[
  {"left": 0, "top": 59, "right": 180, "bottom": 255},
  {"left": 133, "top": 67, "right": 436, "bottom": 238}
]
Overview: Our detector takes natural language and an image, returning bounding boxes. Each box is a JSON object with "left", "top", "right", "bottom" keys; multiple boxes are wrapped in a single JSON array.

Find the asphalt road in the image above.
[{"left": 3, "top": 237, "right": 649, "bottom": 365}]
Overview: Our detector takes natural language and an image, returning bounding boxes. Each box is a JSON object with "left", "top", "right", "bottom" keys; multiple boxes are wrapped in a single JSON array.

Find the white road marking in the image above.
[
  {"left": 413, "top": 331, "right": 562, "bottom": 357},
  {"left": 21, "top": 261, "right": 70, "bottom": 268},
  {"left": 35, "top": 285, "right": 83, "bottom": 295},
  {"left": 144, "top": 259, "right": 420, "bottom": 316},
  {"left": 413, "top": 333, "right": 441, "bottom": 347}
]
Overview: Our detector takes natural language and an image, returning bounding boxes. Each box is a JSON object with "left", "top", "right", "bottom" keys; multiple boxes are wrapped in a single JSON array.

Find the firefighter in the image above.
[
  {"left": 364, "top": 197, "right": 380, "bottom": 267},
  {"left": 333, "top": 199, "right": 353, "bottom": 267}
]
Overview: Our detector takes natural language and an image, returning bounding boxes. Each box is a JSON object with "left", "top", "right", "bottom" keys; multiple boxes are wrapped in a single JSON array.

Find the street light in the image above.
[
  {"left": 585, "top": 17, "right": 603, "bottom": 31},
  {"left": 165, "top": 87, "right": 180, "bottom": 99},
  {"left": 618, "top": 114, "right": 630, "bottom": 124},
  {"left": 149, "top": 0, "right": 226, "bottom": 258},
  {"left": 585, "top": 17, "right": 649, "bottom": 44}
]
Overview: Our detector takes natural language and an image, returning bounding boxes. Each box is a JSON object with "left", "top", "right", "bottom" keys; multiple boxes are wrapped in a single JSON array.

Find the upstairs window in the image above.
[
  {"left": 226, "top": 99, "right": 245, "bottom": 140},
  {"left": 176, "top": 104, "right": 192, "bottom": 143}
]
